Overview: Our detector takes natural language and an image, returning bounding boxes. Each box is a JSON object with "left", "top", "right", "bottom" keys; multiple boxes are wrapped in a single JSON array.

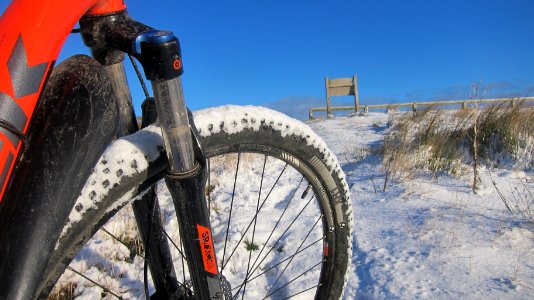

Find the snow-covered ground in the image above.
[
  {"left": 309, "top": 112, "right": 533, "bottom": 300},
  {"left": 56, "top": 110, "right": 533, "bottom": 299}
]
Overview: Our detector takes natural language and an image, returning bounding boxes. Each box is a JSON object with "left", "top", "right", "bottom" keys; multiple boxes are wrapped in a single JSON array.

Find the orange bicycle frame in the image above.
[{"left": 0, "top": 0, "right": 126, "bottom": 202}]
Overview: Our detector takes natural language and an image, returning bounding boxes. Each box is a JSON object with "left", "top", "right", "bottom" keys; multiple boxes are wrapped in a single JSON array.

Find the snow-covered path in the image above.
[{"left": 309, "top": 113, "right": 534, "bottom": 300}]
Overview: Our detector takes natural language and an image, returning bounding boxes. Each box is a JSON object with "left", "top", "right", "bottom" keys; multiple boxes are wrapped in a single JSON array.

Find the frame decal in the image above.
[
  {"left": 197, "top": 224, "right": 218, "bottom": 275},
  {"left": 8, "top": 35, "right": 48, "bottom": 99}
]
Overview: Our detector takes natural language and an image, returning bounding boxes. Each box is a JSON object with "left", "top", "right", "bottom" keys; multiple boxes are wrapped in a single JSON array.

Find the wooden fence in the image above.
[{"left": 308, "top": 97, "right": 534, "bottom": 119}]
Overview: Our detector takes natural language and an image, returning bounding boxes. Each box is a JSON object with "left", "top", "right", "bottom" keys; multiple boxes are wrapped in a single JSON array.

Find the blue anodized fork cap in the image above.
[{"left": 133, "top": 30, "right": 175, "bottom": 54}]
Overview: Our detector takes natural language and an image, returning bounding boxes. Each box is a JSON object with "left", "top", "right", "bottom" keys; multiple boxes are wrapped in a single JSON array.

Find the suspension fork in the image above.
[
  {"left": 99, "top": 56, "right": 184, "bottom": 297},
  {"left": 151, "top": 55, "right": 230, "bottom": 300},
  {"left": 79, "top": 10, "right": 227, "bottom": 299},
  {"left": 102, "top": 62, "right": 138, "bottom": 136}
]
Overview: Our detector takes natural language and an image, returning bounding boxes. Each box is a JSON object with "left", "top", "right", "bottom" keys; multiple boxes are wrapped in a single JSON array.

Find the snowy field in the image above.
[
  {"left": 309, "top": 112, "right": 533, "bottom": 300},
  {"left": 55, "top": 110, "right": 533, "bottom": 299}
]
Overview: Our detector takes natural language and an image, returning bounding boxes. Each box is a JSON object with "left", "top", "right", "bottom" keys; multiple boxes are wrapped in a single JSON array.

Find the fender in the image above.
[{"left": 0, "top": 55, "right": 119, "bottom": 299}]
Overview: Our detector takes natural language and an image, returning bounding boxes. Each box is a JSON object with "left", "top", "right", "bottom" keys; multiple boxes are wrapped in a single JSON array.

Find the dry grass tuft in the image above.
[
  {"left": 47, "top": 282, "right": 76, "bottom": 300},
  {"left": 381, "top": 102, "right": 534, "bottom": 188}
]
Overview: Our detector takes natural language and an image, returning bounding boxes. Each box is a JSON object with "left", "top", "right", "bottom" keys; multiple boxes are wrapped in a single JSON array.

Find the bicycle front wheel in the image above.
[
  {"left": 48, "top": 105, "right": 353, "bottom": 299},
  {"left": 193, "top": 105, "right": 352, "bottom": 299}
]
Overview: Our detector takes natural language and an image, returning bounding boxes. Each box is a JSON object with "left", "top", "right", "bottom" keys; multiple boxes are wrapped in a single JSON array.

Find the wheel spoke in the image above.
[
  {"left": 264, "top": 214, "right": 323, "bottom": 298},
  {"left": 241, "top": 176, "right": 305, "bottom": 274},
  {"left": 232, "top": 236, "right": 324, "bottom": 290},
  {"left": 241, "top": 155, "right": 267, "bottom": 299},
  {"left": 263, "top": 260, "right": 324, "bottom": 299},
  {"left": 221, "top": 151, "right": 241, "bottom": 270},
  {"left": 66, "top": 266, "right": 124, "bottom": 299},
  {"left": 221, "top": 161, "right": 289, "bottom": 271},
  {"left": 100, "top": 226, "right": 144, "bottom": 259},
  {"left": 179, "top": 235, "right": 186, "bottom": 285},
  {"left": 231, "top": 175, "right": 305, "bottom": 297},
  {"left": 244, "top": 194, "right": 316, "bottom": 282},
  {"left": 158, "top": 223, "right": 192, "bottom": 290},
  {"left": 159, "top": 222, "right": 185, "bottom": 258},
  {"left": 207, "top": 158, "right": 212, "bottom": 218},
  {"left": 281, "top": 283, "right": 321, "bottom": 300}
]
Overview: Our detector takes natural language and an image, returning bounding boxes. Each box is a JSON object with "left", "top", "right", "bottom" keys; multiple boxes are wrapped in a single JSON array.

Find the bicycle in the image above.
[{"left": 0, "top": 0, "right": 353, "bottom": 299}]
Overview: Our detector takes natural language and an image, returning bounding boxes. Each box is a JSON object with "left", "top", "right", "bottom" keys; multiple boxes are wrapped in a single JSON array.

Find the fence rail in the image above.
[{"left": 308, "top": 97, "right": 534, "bottom": 119}]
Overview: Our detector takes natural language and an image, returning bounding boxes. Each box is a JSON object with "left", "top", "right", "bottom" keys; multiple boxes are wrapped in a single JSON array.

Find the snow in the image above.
[
  {"left": 194, "top": 105, "right": 348, "bottom": 190},
  {"left": 60, "top": 126, "right": 164, "bottom": 238},
  {"left": 56, "top": 109, "right": 533, "bottom": 299},
  {"left": 308, "top": 112, "right": 533, "bottom": 300}
]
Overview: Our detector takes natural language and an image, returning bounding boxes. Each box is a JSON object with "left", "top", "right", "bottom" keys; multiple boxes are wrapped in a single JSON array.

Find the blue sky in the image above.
[{"left": 2, "top": 0, "right": 534, "bottom": 119}]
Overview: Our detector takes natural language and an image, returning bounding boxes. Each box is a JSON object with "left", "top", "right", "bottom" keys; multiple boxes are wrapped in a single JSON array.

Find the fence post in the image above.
[
  {"left": 511, "top": 99, "right": 515, "bottom": 108},
  {"left": 353, "top": 74, "right": 360, "bottom": 112},
  {"left": 364, "top": 105, "right": 368, "bottom": 113},
  {"left": 325, "top": 76, "right": 332, "bottom": 118},
  {"left": 309, "top": 108, "right": 314, "bottom": 120},
  {"left": 412, "top": 102, "right": 417, "bottom": 112}
]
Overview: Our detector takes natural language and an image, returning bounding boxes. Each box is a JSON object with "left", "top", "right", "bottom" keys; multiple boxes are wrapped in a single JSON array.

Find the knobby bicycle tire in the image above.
[{"left": 42, "top": 105, "right": 353, "bottom": 299}]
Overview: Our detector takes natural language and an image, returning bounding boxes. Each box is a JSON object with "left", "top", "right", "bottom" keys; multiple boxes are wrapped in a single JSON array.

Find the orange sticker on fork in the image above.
[{"left": 197, "top": 224, "right": 218, "bottom": 275}]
